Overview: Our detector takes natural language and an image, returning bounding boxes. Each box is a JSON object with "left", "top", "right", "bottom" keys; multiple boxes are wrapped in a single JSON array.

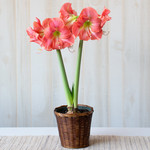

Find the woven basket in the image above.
[{"left": 54, "top": 104, "right": 94, "bottom": 148}]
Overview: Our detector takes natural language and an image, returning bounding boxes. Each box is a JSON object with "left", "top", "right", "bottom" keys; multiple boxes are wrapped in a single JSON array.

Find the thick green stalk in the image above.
[
  {"left": 73, "top": 40, "right": 83, "bottom": 108},
  {"left": 56, "top": 50, "right": 73, "bottom": 107}
]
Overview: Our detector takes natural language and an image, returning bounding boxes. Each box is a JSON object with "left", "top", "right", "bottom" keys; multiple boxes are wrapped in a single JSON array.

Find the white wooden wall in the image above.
[{"left": 0, "top": 0, "right": 150, "bottom": 127}]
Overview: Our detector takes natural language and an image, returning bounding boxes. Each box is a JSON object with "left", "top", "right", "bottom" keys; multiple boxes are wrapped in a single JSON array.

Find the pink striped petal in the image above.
[
  {"left": 102, "top": 7, "right": 111, "bottom": 16},
  {"left": 91, "top": 18, "right": 101, "bottom": 32},
  {"left": 91, "top": 29, "right": 103, "bottom": 40},
  {"left": 26, "top": 27, "right": 42, "bottom": 45},
  {"left": 59, "top": 3, "right": 77, "bottom": 18},
  {"left": 42, "top": 18, "right": 51, "bottom": 28},
  {"left": 49, "top": 18, "right": 64, "bottom": 31},
  {"left": 33, "top": 17, "right": 43, "bottom": 33},
  {"left": 80, "top": 7, "right": 98, "bottom": 21},
  {"left": 79, "top": 28, "right": 91, "bottom": 41}
]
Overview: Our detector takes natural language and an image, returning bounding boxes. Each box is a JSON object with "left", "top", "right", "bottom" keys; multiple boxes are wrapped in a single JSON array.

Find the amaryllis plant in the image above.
[{"left": 27, "top": 3, "right": 111, "bottom": 112}]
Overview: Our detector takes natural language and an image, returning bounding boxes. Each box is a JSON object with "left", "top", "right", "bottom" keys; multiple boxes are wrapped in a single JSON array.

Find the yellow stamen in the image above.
[
  {"left": 83, "top": 20, "right": 92, "bottom": 28},
  {"left": 53, "top": 31, "right": 61, "bottom": 37}
]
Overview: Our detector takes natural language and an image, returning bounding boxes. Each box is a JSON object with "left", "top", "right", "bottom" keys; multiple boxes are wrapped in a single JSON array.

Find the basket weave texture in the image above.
[{"left": 54, "top": 105, "right": 94, "bottom": 148}]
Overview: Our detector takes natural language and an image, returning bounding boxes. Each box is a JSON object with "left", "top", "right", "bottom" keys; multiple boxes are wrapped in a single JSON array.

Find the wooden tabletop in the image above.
[{"left": 0, "top": 135, "right": 150, "bottom": 150}]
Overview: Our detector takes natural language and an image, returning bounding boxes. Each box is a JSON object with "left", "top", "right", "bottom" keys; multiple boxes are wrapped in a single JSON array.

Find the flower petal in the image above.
[
  {"left": 42, "top": 36, "right": 53, "bottom": 51},
  {"left": 26, "top": 27, "right": 42, "bottom": 45},
  {"left": 59, "top": 3, "right": 77, "bottom": 18},
  {"left": 59, "top": 3, "right": 77, "bottom": 31},
  {"left": 91, "top": 18, "right": 101, "bottom": 32},
  {"left": 102, "top": 7, "right": 111, "bottom": 16},
  {"left": 33, "top": 17, "right": 43, "bottom": 33},
  {"left": 49, "top": 18, "right": 64, "bottom": 31},
  {"left": 72, "top": 16, "right": 87, "bottom": 37},
  {"left": 60, "top": 26, "right": 75, "bottom": 48},
  {"left": 100, "top": 7, "right": 111, "bottom": 27},
  {"left": 42, "top": 18, "right": 51, "bottom": 28},
  {"left": 61, "top": 34, "right": 75, "bottom": 47},
  {"left": 80, "top": 7, "right": 98, "bottom": 21},
  {"left": 72, "top": 22, "right": 80, "bottom": 37},
  {"left": 60, "top": 26, "right": 71, "bottom": 39},
  {"left": 91, "top": 29, "right": 103, "bottom": 40},
  {"left": 79, "top": 28, "right": 91, "bottom": 41}
]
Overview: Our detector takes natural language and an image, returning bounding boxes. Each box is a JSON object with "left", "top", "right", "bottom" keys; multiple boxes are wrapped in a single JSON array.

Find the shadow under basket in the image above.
[{"left": 54, "top": 104, "right": 94, "bottom": 149}]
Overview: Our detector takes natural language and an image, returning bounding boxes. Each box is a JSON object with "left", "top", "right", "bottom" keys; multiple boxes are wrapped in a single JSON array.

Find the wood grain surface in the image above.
[
  {"left": 0, "top": 136, "right": 150, "bottom": 150},
  {"left": 0, "top": 0, "right": 150, "bottom": 127}
]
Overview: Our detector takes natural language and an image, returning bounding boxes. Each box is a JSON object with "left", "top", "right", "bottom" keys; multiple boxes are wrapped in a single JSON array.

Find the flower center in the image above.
[
  {"left": 53, "top": 31, "right": 61, "bottom": 37},
  {"left": 66, "top": 15, "right": 78, "bottom": 26},
  {"left": 83, "top": 20, "right": 92, "bottom": 28},
  {"left": 39, "top": 32, "right": 44, "bottom": 37},
  {"left": 71, "top": 15, "right": 78, "bottom": 21}
]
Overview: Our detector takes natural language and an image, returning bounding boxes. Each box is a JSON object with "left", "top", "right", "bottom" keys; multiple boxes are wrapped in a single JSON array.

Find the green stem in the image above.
[
  {"left": 73, "top": 40, "right": 83, "bottom": 108},
  {"left": 56, "top": 50, "right": 73, "bottom": 107}
]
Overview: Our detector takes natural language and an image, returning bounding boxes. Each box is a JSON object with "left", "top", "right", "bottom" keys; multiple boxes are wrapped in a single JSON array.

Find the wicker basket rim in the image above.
[{"left": 54, "top": 104, "right": 94, "bottom": 117}]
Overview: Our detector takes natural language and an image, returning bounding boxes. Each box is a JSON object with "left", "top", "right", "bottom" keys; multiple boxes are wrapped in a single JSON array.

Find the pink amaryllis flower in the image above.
[
  {"left": 59, "top": 3, "right": 78, "bottom": 31},
  {"left": 72, "top": 7, "right": 111, "bottom": 41},
  {"left": 27, "top": 17, "right": 75, "bottom": 51},
  {"left": 72, "top": 7, "right": 103, "bottom": 41},
  {"left": 42, "top": 18, "right": 75, "bottom": 50}
]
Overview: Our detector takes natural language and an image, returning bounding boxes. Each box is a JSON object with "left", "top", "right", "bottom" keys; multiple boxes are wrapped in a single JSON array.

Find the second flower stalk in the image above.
[{"left": 56, "top": 40, "right": 83, "bottom": 112}]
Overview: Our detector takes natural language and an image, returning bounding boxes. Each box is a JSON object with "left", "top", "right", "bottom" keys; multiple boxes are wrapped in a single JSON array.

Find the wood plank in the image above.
[
  {"left": 16, "top": 0, "right": 31, "bottom": 127},
  {"left": 0, "top": 0, "right": 17, "bottom": 127},
  {"left": 0, "top": 136, "right": 150, "bottom": 149},
  {"left": 20, "top": 136, "right": 33, "bottom": 150},
  {"left": 1, "top": 137, "right": 17, "bottom": 150},
  {"left": 1, "top": 0, "right": 150, "bottom": 128},
  {"left": 30, "top": 0, "right": 54, "bottom": 127},
  {"left": 123, "top": 0, "right": 142, "bottom": 127},
  {"left": 108, "top": 0, "right": 124, "bottom": 126},
  {"left": 0, "top": 137, "right": 7, "bottom": 149},
  {"left": 140, "top": 0, "right": 150, "bottom": 127}
]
